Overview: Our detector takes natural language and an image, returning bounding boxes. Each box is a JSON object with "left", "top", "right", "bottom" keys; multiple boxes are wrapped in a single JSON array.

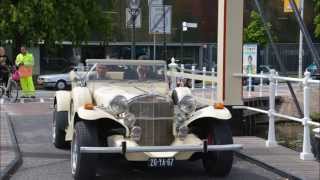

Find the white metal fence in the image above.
[
  {"left": 167, "top": 58, "right": 218, "bottom": 105},
  {"left": 234, "top": 70, "right": 320, "bottom": 161}
]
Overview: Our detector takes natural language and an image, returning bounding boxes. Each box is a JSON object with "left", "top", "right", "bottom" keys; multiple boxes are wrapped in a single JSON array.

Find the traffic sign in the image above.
[
  {"left": 182, "top": 21, "right": 198, "bottom": 31},
  {"left": 284, "top": 0, "right": 300, "bottom": 13},
  {"left": 149, "top": 5, "right": 171, "bottom": 34},
  {"left": 126, "top": 8, "right": 142, "bottom": 28}
]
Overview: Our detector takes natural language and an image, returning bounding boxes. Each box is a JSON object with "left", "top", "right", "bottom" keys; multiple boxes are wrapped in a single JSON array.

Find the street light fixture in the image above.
[{"left": 128, "top": 0, "right": 140, "bottom": 59}]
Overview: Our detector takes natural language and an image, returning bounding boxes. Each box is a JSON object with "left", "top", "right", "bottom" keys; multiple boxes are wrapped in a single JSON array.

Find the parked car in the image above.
[
  {"left": 52, "top": 59, "right": 242, "bottom": 180},
  {"left": 37, "top": 65, "right": 75, "bottom": 90},
  {"left": 306, "top": 63, "right": 320, "bottom": 80},
  {"left": 37, "top": 73, "right": 71, "bottom": 90}
]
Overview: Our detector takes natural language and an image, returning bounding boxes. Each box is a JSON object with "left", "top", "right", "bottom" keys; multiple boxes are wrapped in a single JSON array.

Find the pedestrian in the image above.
[
  {"left": 15, "top": 46, "right": 35, "bottom": 98},
  {"left": 0, "top": 47, "right": 12, "bottom": 87}
]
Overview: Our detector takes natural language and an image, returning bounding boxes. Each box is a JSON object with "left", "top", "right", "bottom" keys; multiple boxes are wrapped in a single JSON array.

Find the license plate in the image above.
[{"left": 148, "top": 158, "right": 175, "bottom": 168}]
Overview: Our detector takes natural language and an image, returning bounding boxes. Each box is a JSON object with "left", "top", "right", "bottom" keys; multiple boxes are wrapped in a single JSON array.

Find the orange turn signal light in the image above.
[
  {"left": 84, "top": 103, "right": 94, "bottom": 110},
  {"left": 214, "top": 102, "right": 225, "bottom": 109}
]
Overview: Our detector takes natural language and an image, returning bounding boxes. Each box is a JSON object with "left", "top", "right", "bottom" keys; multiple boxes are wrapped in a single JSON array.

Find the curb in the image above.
[
  {"left": 234, "top": 151, "right": 301, "bottom": 180},
  {"left": 1, "top": 113, "right": 22, "bottom": 180}
]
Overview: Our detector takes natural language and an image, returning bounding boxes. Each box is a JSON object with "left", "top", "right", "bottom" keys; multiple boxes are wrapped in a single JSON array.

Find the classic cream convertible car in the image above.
[{"left": 52, "top": 59, "right": 242, "bottom": 180}]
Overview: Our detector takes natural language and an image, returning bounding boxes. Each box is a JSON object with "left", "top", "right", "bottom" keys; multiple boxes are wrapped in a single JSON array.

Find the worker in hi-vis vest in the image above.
[{"left": 15, "top": 46, "right": 35, "bottom": 98}]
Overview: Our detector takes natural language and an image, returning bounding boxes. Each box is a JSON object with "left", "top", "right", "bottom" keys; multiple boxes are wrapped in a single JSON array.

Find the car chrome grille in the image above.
[{"left": 129, "top": 95, "right": 174, "bottom": 146}]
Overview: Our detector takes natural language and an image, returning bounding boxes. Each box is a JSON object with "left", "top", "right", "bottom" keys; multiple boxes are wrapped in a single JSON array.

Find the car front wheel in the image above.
[
  {"left": 71, "top": 121, "right": 98, "bottom": 180},
  {"left": 52, "top": 104, "right": 69, "bottom": 149},
  {"left": 56, "top": 80, "right": 67, "bottom": 90},
  {"left": 202, "top": 121, "right": 234, "bottom": 177}
]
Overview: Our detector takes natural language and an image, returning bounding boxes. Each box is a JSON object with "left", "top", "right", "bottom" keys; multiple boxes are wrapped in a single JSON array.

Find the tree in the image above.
[
  {"left": 244, "top": 10, "right": 276, "bottom": 47},
  {"left": 314, "top": 0, "right": 320, "bottom": 38},
  {"left": 0, "top": 0, "right": 114, "bottom": 50}
]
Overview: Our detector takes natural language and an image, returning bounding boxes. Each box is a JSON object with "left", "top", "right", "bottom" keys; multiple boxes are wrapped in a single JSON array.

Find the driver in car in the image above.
[
  {"left": 89, "top": 64, "right": 110, "bottom": 80},
  {"left": 137, "top": 65, "right": 149, "bottom": 81}
]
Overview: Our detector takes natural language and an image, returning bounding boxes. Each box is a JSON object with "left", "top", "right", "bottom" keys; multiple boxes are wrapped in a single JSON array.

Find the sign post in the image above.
[
  {"left": 180, "top": 21, "right": 198, "bottom": 62},
  {"left": 149, "top": 5, "right": 171, "bottom": 61}
]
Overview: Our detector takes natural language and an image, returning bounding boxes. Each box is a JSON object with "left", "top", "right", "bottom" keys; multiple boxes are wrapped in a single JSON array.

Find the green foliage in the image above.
[
  {"left": 314, "top": 0, "right": 320, "bottom": 38},
  {"left": 311, "top": 112, "right": 320, "bottom": 123},
  {"left": 0, "top": 0, "right": 113, "bottom": 47},
  {"left": 244, "top": 10, "right": 276, "bottom": 47}
]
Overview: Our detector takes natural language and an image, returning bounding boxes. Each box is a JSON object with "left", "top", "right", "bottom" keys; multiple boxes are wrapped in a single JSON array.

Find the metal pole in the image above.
[
  {"left": 254, "top": 0, "right": 303, "bottom": 118},
  {"left": 260, "top": 71, "right": 264, "bottom": 97},
  {"left": 300, "top": 71, "right": 315, "bottom": 160},
  {"left": 212, "top": 67, "right": 216, "bottom": 102},
  {"left": 266, "top": 69, "right": 278, "bottom": 147},
  {"left": 289, "top": 0, "right": 320, "bottom": 67},
  {"left": 202, "top": 67, "right": 206, "bottom": 89},
  {"left": 275, "top": 71, "right": 279, "bottom": 96},
  {"left": 163, "top": 2, "right": 167, "bottom": 61},
  {"left": 180, "top": 28, "right": 184, "bottom": 62},
  {"left": 169, "top": 57, "right": 178, "bottom": 90},
  {"left": 191, "top": 65, "right": 195, "bottom": 90},
  {"left": 298, "top": 0, "right": 305, "bottom": 79},
  {"left": 133, "top": 12, "right": 136, "bottom": 60},
  {"left": 248, "top": 75, "right": 252, "bottom": 97},
  {"left": 153, "top": 34, "right": 156, "bottom": 60},
  {"left": 180, "top": 64, "right": 184, "bottom": 87}
]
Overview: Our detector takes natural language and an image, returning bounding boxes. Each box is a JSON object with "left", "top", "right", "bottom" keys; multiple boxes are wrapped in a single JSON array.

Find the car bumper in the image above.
[
  {"left": 81, "top": 144, "right": 242, "bottom": 153},
  {"left": 37, "top": 81, "right": 56, "bottom": 88},
  {"left": 80, "top": 134, "right": 243, "bottom": 161}
]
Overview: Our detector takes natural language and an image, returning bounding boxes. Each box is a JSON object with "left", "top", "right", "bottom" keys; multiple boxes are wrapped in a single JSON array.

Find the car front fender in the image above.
[
  {"left": 72, "top": 87, "right": 92, "bottom": 111},
  {"left": 55, "top": 91, "right": 71, "bottom": 112},
  {"left": 77, "top": 106, "right": 130, "bottom": 137},
  {"left": 183, "top": 106, "right": 232, "bottom": 127}
]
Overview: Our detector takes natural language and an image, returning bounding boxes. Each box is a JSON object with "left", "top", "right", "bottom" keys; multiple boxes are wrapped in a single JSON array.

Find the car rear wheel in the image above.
[
  {"left": 52, "top": 104, "right": 69, "bottom": 149},
  {"left": 56, "top": 80, "right": 66, "bottom": 90},
  {"left": 71, "top": 121, "right": 98, "bottom": 180},
  {"left": 202, "top": 121, "right": 234, "bottom": 177}
]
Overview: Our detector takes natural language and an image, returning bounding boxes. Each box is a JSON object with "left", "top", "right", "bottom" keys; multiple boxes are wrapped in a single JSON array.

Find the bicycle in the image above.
[{"left": 0, "top": 67, "right": 19, "bottom": 102}]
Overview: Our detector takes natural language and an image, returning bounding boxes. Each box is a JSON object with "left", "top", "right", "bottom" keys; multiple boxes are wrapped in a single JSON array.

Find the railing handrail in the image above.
[
  {"left": 167, "top": 57, "right": 217, "bottom": 83},
  {"left": 233, "top": 73, "right": 320, "bottom": 84},
  {"left": 233, "top": 106, "right": 320, "bottom": 126},
  {"left": 168, "top": 71, "right": 217, "bottom": 82}
]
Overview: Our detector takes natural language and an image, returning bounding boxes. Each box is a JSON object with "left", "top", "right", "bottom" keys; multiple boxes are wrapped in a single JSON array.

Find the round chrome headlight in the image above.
[
  {"left": 110, "top": 95, "right": 129, "bottom": 115},
  {"left": 179, "top": 95, "right": 196, "bottom": 114}
]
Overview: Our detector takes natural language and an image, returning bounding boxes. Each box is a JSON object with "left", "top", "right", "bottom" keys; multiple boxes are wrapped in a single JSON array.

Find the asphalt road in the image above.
[{"left": 4, "top": 101, "right": 285, "bottom": 180}]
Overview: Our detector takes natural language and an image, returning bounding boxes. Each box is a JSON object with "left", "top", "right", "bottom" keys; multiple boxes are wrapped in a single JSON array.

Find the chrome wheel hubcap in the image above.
[{"left": 57, "top": 82, "right": 65, "bottom": 90}]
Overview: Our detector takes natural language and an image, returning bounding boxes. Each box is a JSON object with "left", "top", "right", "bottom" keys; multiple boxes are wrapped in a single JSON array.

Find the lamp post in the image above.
[
  {"left": 128, "top": 0, "right": 140, "bottom": 59},
  {"left": 180, "top": 22, "right": 187, "bottom": 62}
]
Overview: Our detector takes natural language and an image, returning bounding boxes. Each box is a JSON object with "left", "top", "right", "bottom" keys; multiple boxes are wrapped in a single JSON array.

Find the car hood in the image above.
[{"left": 91, "top": 82, "right": 169, "bottom": 107}]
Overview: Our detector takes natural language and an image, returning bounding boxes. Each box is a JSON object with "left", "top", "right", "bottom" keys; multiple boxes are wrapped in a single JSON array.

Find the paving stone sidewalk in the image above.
[{"left": 0, "top": 112, "right": 19, "bottom": 179}]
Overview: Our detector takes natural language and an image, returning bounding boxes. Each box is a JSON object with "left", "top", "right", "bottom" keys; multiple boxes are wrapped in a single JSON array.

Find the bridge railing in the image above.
[
  {"left": 234, "top": 70, "right": 320, "bottom": 161},
  {"left": 167, "top": 57, "right": 217, "bottom": 104}
]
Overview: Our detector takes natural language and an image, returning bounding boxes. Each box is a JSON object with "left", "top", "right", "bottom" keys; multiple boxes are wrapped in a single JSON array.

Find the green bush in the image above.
[{"left": 311, "top": 112, "right": 320, "bottom": 123}]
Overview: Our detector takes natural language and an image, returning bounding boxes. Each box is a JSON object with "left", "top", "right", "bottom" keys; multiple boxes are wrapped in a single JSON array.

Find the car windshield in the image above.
[{"left": 85, "top": 61, "right": 166, "bottom": 82}]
